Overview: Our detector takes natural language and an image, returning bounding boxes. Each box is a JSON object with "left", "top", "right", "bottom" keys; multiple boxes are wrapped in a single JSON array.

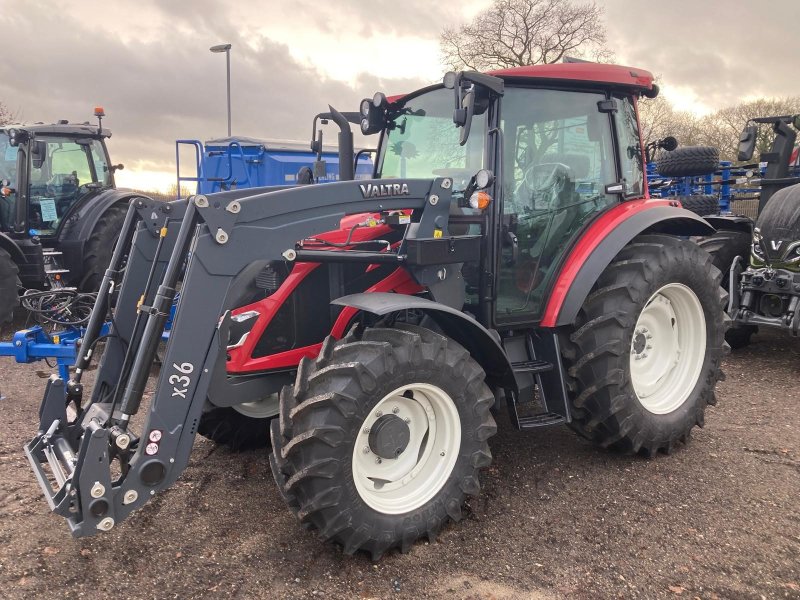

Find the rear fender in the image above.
[
  {"left": 333, "top": 292, "right": 517, "bottom": 391},
  {"left": 541, "top": 200, "right": 715, "bottom": 327},
  {"left": 704, "top": 215, "right": 753, "bottom": 234},
  {"left": 65, "top": 189, "right": 155, "bottom": 243}
]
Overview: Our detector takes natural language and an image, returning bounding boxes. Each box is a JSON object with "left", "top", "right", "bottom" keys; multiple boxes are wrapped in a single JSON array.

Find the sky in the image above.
[{"left": 0, "top": 0, "right": 797, "bottom": 192}]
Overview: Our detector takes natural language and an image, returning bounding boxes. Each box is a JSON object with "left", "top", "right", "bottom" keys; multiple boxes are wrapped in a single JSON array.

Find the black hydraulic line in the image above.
[
  {"left": 116, "top": 202, "right": 198, "bottom": 423},
  {"left": 291, "top": 249, "right": 404, "bottom": 264},
  {"left": 109, "top": 217, "right": 172, "bottom": 413},
  {"left": 68, "top": 201, "right": 139, "bottom": 397}
]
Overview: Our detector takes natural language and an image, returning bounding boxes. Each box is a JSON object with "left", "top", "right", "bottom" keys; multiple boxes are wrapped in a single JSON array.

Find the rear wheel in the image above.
[
  {"left": 696, "top": 229, "right": 756, "bottom": 349},
  {"left": 0, "top": 247, "right": 19, "bottom": 323},
  {"left": 561, "top": 234, "right": 727, "bottom": 456},
  {"left": 79, "top": 203, "right": 128, "bottom": 291},
  {"left": 270, "top": 324, "right": 496, "bottom": 559}
]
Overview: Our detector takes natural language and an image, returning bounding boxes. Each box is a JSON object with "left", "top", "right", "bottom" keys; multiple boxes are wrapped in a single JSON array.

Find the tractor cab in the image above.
[
  {"left": 0, "top": 110, "right": 144, "bottom": 316},
  {"left": 0, "top": 118, "right": 115, "bottom": 239},
  {"left": 367, "top": 64, "right": 653, "bottom": 326}
]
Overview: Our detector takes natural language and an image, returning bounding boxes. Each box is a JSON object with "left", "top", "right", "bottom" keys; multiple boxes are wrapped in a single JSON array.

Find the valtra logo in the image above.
[{"left": 359, "top": 183, "right": 410, "bottom": 198}]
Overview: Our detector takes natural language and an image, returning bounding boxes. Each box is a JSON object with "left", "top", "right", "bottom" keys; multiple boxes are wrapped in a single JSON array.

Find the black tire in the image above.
[
  {"left": 270, "top": 324, "right": 496, "bottom": 559},
  {"left": 678, "top": 195, "right": 719, "bottom": 217},
  {"left": 695, "top": 229, "right": 757, "bottom": 349},
  {"left": 0, "top": 247, "right": 19, "bottom": 323},
  {"left": 755, "top": 182, "right": 800, "bottom": 247},
  {"left": 561, "top": 234, "right": 727, "bottom": 457},
  {"left": 79, "top": 203, "right": 128, "bottom": 291},
  {"left": 196, "top": 406, "right": 272, "bottom": 451},
  {"left": 656, "top": 146, "right": 719, "bottom": 177}
]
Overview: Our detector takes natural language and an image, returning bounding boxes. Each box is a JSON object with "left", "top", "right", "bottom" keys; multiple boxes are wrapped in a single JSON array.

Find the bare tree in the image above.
[
  {"left": 701, "top": 97, "right": 800, "bottom": 161},
  {"left": 441, "top": 0, "right": 611, "bottom": 71},
  {"left": 639, "top": 93, "right": 705, "bottom": 150},
  {"left": 0, "top": 101, "right": 15, "bottom": 125}
]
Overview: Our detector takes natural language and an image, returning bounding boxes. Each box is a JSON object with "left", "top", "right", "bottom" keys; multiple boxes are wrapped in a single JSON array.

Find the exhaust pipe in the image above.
[{"left": 328, "top": 105, "right": 354, "bottom": 181}]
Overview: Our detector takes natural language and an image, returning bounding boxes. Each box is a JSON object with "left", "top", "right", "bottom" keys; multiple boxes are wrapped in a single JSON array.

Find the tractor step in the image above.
[
  {"left": 42, "top": 248, "right": 63, "bottom": 257},
  {"left": 511, "top": 359, "right": 552, "bottom": 374},
  {"left": 518, "top": 412, "right": 567, "bottom": 428},
  {"left": 45, "top": 268, "right": 70, "bottom": 275}
]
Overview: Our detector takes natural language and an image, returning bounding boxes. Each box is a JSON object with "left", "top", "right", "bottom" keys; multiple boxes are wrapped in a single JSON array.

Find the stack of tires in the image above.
[{"left": 656, "top": 146, "right": 720, "bottom": 217}]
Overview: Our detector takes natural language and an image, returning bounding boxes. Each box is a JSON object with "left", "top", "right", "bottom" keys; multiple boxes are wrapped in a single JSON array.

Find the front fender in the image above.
[
  {"left": 332, "top": 292, "right": 517, "bottom": 392},
  {"left": 541, "top": 201, "right": 715, "bottom": 328},
  {"left": 0, "top": 232, "right": 26, "bottom": 265}
]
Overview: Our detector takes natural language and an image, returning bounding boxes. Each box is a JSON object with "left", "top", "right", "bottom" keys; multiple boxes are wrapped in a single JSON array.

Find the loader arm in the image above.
[{"left": 26, "top": 177, "right": 465, "bottom": 537}]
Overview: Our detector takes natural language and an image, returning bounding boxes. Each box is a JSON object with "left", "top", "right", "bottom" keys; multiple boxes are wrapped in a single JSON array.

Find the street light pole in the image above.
[{"left": 210, "top": 43, "right": 232, "bottom": 136}]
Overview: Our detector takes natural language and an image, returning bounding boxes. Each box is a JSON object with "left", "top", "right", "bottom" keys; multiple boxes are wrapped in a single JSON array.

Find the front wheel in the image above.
[
  {"left": 197, "top": 394, "right": 278, "bottom": 451},
  {"left": 562, "top": 234, "right": 727, "bottom": 456},
  {"left": 270, "top": 324, "right": 496, "bottom": 559}
]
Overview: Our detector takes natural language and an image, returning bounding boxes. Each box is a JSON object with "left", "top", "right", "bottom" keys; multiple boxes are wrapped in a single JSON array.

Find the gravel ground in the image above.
[{"left": 0, "top": 323, "right": 798, "bottom": 600}]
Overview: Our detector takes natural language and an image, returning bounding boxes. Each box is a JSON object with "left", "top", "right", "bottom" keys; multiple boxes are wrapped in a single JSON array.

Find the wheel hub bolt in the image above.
[
  {"left": 392, "top": 407, "right": 399, "bottom": 414},
  {"left": 440, "top": 451, "right": 446, "bottom": 457},
  {"left": 375, "top": 410, "right": 382, "bottom": 417},
  {"left": 404, "top": 417, "right": 410, "bottom": 423},
  {"left": 646, "top": 344, "right": 653, "bottom": 350},
  {"left": 363, "top": 446, "right": 370, "bottom": 454},
  {"left": 375, "top": 457, "right": 382, "bottom": 464},
  {"left": 646, "top": 334, "right": 653, "bottom": 339},
  {"left": 363, "top": 427, "right": 370, "bottom": 434}
]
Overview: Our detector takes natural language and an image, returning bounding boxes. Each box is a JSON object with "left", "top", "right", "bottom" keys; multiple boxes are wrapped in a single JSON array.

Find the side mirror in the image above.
[
  {"left": 31, "top": 140, "right": 47, "bottom": 169},
  {"left": 443, "top": 72, "right": 457, "bottom": 89},
  {"left": 112, "top": 163, "right": 124, "bottom": 172},
  {"left": 661, "top": 136, "right": 678, "bottom": 152},
  {"left": 313, "top": 159, "right": 327, "bottom": 181},
  {"left": 738, "top": 124, "right": 758, "bottom": 162},
  {"left": 456, "top": 89, "right": 475, "bottom": 146}
]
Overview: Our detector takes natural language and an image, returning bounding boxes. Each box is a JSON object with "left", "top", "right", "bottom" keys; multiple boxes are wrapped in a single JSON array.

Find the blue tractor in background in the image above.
[{"left": 2, "top": 107, "right": 375, "bottom": 380}]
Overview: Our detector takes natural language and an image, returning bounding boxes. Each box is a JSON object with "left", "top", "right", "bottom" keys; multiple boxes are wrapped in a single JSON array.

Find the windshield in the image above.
[
  {"left": 377, "top": 87, "right": 487, "bottom": 194},
  {"left": 28, "top": 136, "right": 110, "bottom": 234}
]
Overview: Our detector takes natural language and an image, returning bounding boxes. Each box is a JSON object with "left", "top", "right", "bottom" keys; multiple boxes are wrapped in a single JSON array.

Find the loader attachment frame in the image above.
[{"left": 25, "top": 177, "right": 462, "bottom": 536}]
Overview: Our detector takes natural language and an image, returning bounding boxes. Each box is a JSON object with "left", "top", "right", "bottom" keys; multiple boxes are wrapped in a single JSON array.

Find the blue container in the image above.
[{"left": 177, "top": 137, "right": 373, "bottom": 195}]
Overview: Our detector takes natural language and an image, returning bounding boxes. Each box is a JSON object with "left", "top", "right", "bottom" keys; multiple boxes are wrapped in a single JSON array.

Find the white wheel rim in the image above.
[
  {"left": 351, "top": 383, "right": 461, "bottom": 515},
  {"left": 630, "top": 283, "right": 706, "bottom": 414},
  {"left": 232, "top": 393, "right": 279, "bottom": 419}
]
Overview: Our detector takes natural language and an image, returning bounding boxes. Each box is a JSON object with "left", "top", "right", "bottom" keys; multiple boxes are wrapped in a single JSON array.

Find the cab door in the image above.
[{"left": 495, "top": 87, "right": 619, "bottom": 325}]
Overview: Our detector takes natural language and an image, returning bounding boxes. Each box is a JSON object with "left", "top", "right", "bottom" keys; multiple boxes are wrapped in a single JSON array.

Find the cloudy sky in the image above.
[{"left": 1, "top": 0, "right": 797, "bottom": 191}]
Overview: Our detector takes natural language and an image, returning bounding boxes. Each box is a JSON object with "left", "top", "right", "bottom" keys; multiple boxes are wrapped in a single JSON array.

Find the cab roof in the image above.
[
  {"left": 0, "top": 122, "right": 110, "bottom": 138},
  {"left": 387, "top": 62, "right": 655, "bottom": 105},
  {"left": 488, "top": 62, "right": 654, "bottom": 91}
]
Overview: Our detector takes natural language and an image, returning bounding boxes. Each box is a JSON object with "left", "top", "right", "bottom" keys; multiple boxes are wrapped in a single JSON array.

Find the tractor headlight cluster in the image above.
[{"left": 360, "top": 92, "right": 388, "bottom": 135}]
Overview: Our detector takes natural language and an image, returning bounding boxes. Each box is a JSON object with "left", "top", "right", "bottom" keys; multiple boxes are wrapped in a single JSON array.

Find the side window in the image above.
[
  {"left": 50, "top": 144, "right": 92, "bottom": 185},
  {"left": 615, "top": 96, "right": 644, "bottom": 197},
  {"left": 497, "top": 88, "right": 617, "bottom": 322},
  {"left": 90, "top": 140, "right": 111, "bottom": 186}
]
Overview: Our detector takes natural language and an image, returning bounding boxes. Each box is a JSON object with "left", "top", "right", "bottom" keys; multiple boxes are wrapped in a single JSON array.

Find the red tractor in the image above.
[{"left": 27, "top": 62, "right": 727, "bottom": 560}]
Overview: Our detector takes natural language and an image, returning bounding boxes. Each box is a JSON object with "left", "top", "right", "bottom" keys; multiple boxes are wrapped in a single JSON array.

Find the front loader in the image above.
[{"left": 26, "top": 62, "right": 728, "bottom": 559}]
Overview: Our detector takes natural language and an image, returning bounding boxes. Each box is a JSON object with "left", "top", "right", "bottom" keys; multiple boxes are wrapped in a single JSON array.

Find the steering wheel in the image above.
[{"left": 512, "top": 161, "right": 572, "bottom": 215}]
